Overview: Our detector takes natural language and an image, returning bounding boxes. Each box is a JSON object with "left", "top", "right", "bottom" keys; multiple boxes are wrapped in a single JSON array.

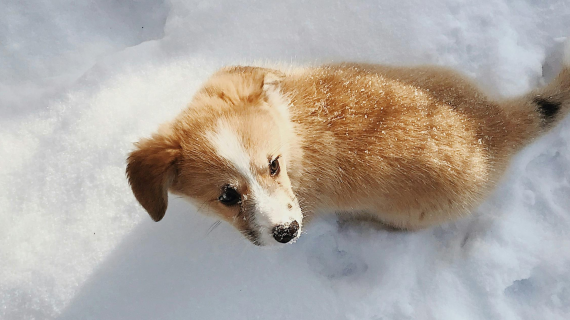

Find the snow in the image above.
[{"left": 1, "top": 0, "right": 570, "bottom": 319}]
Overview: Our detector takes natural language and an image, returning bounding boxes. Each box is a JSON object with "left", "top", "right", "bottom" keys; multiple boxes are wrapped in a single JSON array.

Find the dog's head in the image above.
[{"left": 126, "top": 66, "right": 303, "bottom": 246}]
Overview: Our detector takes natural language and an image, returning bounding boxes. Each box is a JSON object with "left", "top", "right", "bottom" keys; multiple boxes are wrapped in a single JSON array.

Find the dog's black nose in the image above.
[{"left": 272, "top": 220, "right": 299, "bottom": 243}]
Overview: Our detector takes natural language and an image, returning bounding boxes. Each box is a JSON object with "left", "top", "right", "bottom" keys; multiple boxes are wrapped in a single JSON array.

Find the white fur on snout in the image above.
[
  {"left": 206, "top": 120, "right": 303, "bottom": 245},
  {"left": 252, "top": 185, "right": 303, "bottom": 245}
]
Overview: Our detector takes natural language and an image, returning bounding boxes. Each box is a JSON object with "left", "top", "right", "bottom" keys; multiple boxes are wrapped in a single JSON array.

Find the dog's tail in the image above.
[{"left": 501, "top": 39, "right": 570, "bottom": 151}]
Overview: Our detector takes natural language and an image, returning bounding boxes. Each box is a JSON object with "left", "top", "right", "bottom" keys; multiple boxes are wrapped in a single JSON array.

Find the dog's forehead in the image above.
[
  {"left": 203, "top": 119, "right": 251, "bottom": 178},
  {"left": 206, "top": 110, "right": 280, "bottom": 153},
  {"left": 204, "top": 117, "right": 278, "bottom": 170}
]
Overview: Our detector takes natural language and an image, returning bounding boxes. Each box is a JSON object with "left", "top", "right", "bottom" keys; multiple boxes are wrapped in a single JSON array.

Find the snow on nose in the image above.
[{"left": 272, "top": 220, "right": 300, "bottom": 243}]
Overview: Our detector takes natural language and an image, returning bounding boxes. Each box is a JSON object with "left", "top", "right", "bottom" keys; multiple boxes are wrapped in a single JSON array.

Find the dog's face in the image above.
[{"left": 126, "top": 66, "right": 303, "bottom": 246}]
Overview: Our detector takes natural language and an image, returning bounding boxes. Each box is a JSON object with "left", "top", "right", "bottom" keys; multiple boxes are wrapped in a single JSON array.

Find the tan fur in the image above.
[{"left": 126, "top": 58, "right": 570, "bottom": 244}]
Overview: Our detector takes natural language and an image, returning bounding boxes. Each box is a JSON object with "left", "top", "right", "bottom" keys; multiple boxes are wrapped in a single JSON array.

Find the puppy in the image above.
[{"left": 127, "top": 43, "right": 570, "bottom": 246}]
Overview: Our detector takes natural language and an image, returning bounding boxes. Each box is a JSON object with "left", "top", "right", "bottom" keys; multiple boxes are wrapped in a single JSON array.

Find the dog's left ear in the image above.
[
  {"left": 126, "top": 134, "right": 181, "bottom": 222},
  {"left": 261, "top": 70, "right": 290, "bottom": 119},
  {"left": 262, "top": 71, "right": 285, "bottom": 93}
]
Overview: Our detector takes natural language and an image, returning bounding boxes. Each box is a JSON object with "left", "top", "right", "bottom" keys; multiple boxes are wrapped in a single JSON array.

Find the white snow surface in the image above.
[{"left": 2, "top": 1, "right": 570, "bottom": 319}]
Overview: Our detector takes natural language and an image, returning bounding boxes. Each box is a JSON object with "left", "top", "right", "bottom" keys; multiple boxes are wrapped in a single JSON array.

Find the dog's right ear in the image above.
[{"left": 126, "top": 135, "right": 181, "bottom": 222}]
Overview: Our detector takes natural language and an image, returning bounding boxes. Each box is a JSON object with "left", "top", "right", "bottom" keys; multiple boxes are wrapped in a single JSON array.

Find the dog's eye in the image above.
[
  {"left": 219, "top": 186, "right": 241, "bottom": 206},
  {"left": 269, "top": 157, "right": 280, "bottom": 176}
]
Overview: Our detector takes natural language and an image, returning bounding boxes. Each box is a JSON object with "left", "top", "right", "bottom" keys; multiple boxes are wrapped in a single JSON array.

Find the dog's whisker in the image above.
[{"left": 206, "top": 220, "right": 222, "bottom": 235}]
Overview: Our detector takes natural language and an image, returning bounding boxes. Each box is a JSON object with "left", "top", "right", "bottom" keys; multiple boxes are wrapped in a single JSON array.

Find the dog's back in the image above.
[{"left": 279, "top": 52, "right": 570, "bottom": 229}]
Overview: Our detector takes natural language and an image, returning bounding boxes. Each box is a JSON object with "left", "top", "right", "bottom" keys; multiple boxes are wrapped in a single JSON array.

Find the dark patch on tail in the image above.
[{"left": 534, "top": 97, "right": 561, "bottom": 125}]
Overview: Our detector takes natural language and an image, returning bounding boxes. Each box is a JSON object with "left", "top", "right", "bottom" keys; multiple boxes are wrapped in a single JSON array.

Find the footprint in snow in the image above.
[{"left": 305, "top": 233, "right": 368, "bottom": 279}]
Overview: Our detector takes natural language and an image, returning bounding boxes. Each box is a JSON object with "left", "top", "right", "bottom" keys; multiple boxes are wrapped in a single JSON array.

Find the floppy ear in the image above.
[{"left": 126, "top": 135, "right": 181, "bottom": 221}]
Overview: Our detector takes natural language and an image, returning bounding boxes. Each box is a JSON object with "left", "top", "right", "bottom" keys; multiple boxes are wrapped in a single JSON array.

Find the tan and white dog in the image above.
[{"left": 127, "top": 43, "right": 570, "bottom": 246}]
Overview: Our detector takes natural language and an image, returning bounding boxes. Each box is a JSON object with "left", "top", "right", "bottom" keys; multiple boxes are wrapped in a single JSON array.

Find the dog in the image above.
[{"left": 126, "top": 42, "right": 570, "bottom": 246}]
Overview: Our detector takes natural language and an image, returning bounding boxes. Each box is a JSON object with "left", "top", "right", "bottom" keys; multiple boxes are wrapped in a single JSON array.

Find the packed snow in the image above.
[{"left": 2, "top": 0, "right": 570, "bottom": 319}]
